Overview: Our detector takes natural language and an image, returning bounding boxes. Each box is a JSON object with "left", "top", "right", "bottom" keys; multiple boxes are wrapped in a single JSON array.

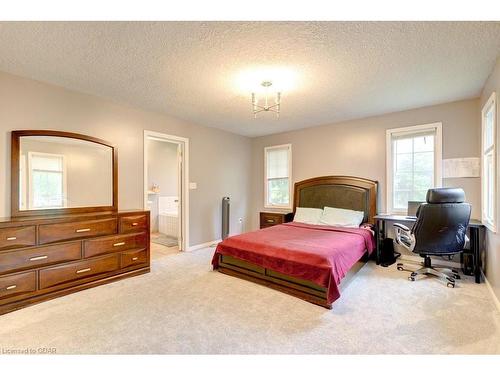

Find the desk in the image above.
[{"left": 374, "top": 214, "right": 485, "bottom": 283}]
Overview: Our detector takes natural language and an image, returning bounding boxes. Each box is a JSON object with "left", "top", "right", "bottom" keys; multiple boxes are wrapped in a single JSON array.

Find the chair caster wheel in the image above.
[
  {"left": 408, "top": 276, "right": 415, "bottom": 281},
  {"left": 447, "top": 282, "right": 455, "bottom": 288},
  {"left": 397, "top": 265, "right": 404, "bottom": 271}
]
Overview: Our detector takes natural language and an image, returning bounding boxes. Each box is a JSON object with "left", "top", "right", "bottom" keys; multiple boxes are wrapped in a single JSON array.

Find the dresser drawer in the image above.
[
  {"left": 38, "top": 218, "right": 117, "bottom": 244},
  {"left": 0, "top": 226, "right": 36, "bottom": 250},
  {"left": 0, "top": 242, "right": 82, "bottom": 275},
  {"left": 39, "top": 254, "right": 120, "bottom": 289},
  {"left": 0, "top": 271, "right": 36, "bottom": 299},
  {"left": 121, "top": 248, "right": 148, "bottom": 269},
  {"left": 83, "top": 232, "right": 147, "bottom": 258},
  {"left": 119, "top": 214, "right": 148, "bottom": 234}
]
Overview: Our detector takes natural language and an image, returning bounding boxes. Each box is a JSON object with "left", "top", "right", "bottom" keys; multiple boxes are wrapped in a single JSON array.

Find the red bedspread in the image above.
[{"left": 212, "top": 222, "right": 375, "bottom": 304}]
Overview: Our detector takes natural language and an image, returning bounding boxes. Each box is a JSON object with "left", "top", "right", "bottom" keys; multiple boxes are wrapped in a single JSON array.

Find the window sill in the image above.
[{"left": 264, "top": 205, "right": 292, "bottom": 211}]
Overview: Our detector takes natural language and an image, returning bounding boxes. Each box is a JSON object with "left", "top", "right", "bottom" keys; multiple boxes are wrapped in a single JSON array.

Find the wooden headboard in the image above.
[{"left": 293, "top": 176, "right": 378, "bottom": 224}]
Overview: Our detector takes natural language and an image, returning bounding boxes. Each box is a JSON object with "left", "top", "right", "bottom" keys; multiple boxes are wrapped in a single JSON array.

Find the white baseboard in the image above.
[
  {"left": 187, "top": 239, "right": 221, "bottom": 251},
  {"left": 186, "top": 232, "right": 242, "bottom": 252},
  {"left": 482, "top": 270, "right": 500, "bottom": 313}
]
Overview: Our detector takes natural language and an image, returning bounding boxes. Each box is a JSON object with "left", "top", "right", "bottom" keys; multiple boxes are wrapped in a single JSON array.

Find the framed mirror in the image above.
[{"left": 11, "top": 130, "right": 118, "bottom": 217}]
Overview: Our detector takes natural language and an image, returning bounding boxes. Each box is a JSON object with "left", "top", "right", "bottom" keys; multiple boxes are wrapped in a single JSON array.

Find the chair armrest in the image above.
[
  {"left": 393, "top": 223, "right": 410, "bottom": 232},
  {"left": 394, "top": 222, "right": 415, "bottom": 251},
  {"left": 464, "top": 234, "right": 470, "bottom": 249}
]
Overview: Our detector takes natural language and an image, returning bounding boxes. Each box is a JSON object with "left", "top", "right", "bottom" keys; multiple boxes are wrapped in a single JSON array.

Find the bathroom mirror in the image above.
[{"left": 11, "top": 130, "right": 117, "bottom": 217}]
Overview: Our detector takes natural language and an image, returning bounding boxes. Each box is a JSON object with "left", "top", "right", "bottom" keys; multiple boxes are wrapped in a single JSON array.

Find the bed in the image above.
[{"left": 212, "top": 175, "right": 378, "bottom": 309}]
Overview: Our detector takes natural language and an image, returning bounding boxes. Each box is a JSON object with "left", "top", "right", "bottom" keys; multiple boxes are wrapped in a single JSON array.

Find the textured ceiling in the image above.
[{"left": 0, "top": 22, "right": 499, "bottom": 137}]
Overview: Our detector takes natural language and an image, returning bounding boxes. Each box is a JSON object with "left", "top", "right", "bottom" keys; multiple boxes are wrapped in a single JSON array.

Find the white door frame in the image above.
[{"left": 144, "top": 130, "right": 189, "bottom": 251}]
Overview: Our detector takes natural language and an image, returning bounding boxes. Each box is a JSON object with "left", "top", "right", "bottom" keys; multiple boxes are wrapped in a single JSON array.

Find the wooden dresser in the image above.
[
  {"left": 0, "top": 210, "right": 150, "bottom": 315},
  {"left": 259, "top": 211, "right": 294, "bottom": 229}
]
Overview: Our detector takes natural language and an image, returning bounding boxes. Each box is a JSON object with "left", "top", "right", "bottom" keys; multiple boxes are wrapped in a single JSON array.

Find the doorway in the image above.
[{"left": 144, "top": 130, "right": 189, "bottom": 257}]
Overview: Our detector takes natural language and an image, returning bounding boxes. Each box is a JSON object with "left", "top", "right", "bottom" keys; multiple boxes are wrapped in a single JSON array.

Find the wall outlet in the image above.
[{"left": 189, "top": 182, "right": 197, "bottom": 189}]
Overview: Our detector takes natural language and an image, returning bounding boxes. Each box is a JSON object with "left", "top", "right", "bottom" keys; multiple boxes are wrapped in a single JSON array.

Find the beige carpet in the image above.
[{"left": 0, "top": 247, "right": 499, "bottom": 354}]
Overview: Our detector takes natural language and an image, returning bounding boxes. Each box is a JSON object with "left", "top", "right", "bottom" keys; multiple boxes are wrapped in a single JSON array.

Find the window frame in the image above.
[
  {"left": 386, "top": 122, "right": 443, "bottom": 215},
  {"left": 27, "top": 151, "right": 67, "bottom": 210},
  {"left": 264, "top": 143, "right": 292, "bottom": 209},
  {"left": 481, "top": 92, "right": 497, "bottom": 232}
]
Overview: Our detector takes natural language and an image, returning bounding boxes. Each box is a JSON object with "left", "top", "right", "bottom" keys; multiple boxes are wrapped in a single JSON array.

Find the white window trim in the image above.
[
  {"left": 481, "top": 92, "right": 497, "bottom": 233},
  {"left": 27, "top": 151, "right": 67, "bottom": 210},
  {"left": 264, "top": 143, "right": 292, "bottom": 209},
  {"left": 386, "top": 122, "right": 443, "bottom": 215}
]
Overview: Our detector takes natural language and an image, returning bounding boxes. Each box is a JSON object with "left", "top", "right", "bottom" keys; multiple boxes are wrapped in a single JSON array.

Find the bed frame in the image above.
[{"left": 217, "top": 175, "right": 378, "bottom": 309}]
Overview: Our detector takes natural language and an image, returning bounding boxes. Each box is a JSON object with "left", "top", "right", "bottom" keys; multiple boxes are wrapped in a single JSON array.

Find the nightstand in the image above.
[{"left": 259, "top": 211, "right": 294, "bottom": 229}]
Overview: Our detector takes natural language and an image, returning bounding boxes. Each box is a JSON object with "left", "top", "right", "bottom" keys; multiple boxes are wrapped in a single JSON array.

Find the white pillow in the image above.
[
  {"left": 293, "top": 207, "right": 324, "bottom": 225},
  {"left": 319, "top": 206, "right": 364, "bottom": 228}
]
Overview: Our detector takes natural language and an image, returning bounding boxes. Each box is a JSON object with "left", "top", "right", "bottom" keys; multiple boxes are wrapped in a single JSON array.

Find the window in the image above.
[
  {"left": 28, "top": 152, "right": 66, "bottom": 209},
  {"left": 482, "top": 92, "right": 497, "bottom": 232},
  {"left": 264, "top": 144, "right": 292, "bottom": 208},
  {"left": 386, "top": 123, "right": 442, "bottom": 214}
]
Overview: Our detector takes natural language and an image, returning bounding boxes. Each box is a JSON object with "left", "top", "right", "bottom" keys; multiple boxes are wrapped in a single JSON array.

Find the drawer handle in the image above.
[
  {"left": 113, "top": 242, "right": 126, "bottom": 247},
  {"left": 6, "top": 285, "right": 17, "bottom": 290},
  {"left": 132, "top": 257, "right": 139, "bottom": 261},
  {"left": 266, "top": 219, "right": 275, "bottom": 223},
  {"left": 76, "top": 268, "right": 91, "bottom": 274},
  {"left": 76, "top": 228, "right": 91, "bottom": 233},
  {"left": 6, "top": 236, "right": 17, "bottom": 241},
  {"left": 29, "top": 255, "right": 48, "bottom": 261},
  {"left": 131, "top": 222, "right": 139, "bottom": 226}
]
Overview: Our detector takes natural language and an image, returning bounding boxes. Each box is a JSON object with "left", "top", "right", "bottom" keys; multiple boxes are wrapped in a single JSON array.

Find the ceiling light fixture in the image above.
[{"left": 252, "top": 81, "right": 281, "bottom": 119}]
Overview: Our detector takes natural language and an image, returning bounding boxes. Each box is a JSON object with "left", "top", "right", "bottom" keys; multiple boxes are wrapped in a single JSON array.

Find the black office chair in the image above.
[{"left": 394, "top": 188, "right": 471, "bottom": 288}]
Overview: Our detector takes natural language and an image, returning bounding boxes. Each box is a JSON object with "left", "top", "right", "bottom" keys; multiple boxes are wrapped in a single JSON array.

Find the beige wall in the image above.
[
  {"left": 481, "top": 56, "right": 500, "bottom": 302},
  {"left": 251, "top": 98, "right": 481, "bottom": 230},
  {"left": 0, "top": 71, "right": 252, "bottom": 246},
  {"left": 147, "top": 139, "right": 178, "bottom": 197}
]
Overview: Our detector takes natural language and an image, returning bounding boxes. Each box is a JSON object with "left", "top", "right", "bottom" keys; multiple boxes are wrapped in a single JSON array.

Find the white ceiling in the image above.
[{"left": 0, "top": 22, "right": 499, "bottom": 137}]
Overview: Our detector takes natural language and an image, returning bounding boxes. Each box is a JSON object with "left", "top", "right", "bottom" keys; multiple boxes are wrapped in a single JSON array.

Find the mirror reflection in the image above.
[{"left": 19, "top": 136, "right": 113, "bottom": 210}]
